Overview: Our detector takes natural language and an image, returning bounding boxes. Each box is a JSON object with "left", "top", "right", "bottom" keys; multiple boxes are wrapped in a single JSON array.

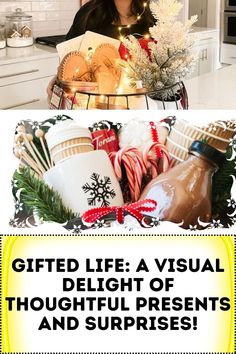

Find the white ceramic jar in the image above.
[{"left": 44, "top": 120, "right": 124, "bottom": 213}]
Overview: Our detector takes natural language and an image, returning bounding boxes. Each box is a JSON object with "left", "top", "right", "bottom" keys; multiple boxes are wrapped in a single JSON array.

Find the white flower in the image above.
[
  {"left": 9, "top": 218, "right": 20, "bottom": 227},
  {"left": 227, "top": 198, "right": 236, "bottom": 208},
  {"left": 29, "top": 120, "right": 41, "bottom": 130},
  {"left": 94, "top": 220, "right": 107, "bottom": 229},
  {"left": 189, "top": 224, "right": 198, "bottom": 231},
  {"left": 150, "top": 217, "right": 160, "bottom": 227},
  {"left": 209, "top": 219, "right": 223, "bottom": 229},
  {"left": 230, "top": 217, "right": 236, "bottom": 225},
  {"left": 229, "top": 138, "right": 236, "bottom": 149},
  {"left": 15, "top": 200, "right": 24, "bottom": 214},
  {"left": 72, "top": 224, "right": 82, "bottom": 234},
  {"left": 11, "top": 179, "right": 18, "bottom": 189}
]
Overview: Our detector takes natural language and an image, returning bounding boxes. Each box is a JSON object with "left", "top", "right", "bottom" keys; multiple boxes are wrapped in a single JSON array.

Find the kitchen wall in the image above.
[
  {"left": 0, "top": 0, "right": 189, "bottom": 39},
  {"left": 0, "top": 0, "right": 81, "bottom": 37}
]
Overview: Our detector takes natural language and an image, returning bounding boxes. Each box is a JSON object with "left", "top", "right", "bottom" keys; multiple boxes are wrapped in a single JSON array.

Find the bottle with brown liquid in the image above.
[{"left": 140, "top": 141, "right": 226, "bottom": 228}]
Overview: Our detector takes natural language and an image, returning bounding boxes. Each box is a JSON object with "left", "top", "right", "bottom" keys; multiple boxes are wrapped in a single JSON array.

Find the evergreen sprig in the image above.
[
  {"left": 14, "top": 167, "right": 77, "bottom": 223},
  {"left": 212, "top": 147, "right": 236, "bottom": 216}
]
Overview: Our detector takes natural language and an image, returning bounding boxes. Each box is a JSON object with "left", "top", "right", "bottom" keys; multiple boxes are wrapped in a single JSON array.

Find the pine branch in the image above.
[
  {"left": 212, "top": 147, "right": 236, "bottom": 215},
  {"left": 14, "top": 167, "right": 77, "bottom": 223}
]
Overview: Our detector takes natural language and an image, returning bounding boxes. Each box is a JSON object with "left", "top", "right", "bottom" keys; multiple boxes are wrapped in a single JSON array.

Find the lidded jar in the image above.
[
  {"left": 140, "top": 141, "right": 226, "bottom": 229},
  {"left": 6, "top": 8, "right": 33, "bottom": 48}
]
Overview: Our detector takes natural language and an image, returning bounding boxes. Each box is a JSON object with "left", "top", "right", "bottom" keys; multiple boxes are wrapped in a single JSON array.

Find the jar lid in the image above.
[
  {"left": 189, "top": 141, "right": 226, "bottom": 167},
  {"left": 6, "top": 8, "right": 32, "bottom": 21},
  {"left": 45, "top": 120, "right": 92, "bottom": 150}
]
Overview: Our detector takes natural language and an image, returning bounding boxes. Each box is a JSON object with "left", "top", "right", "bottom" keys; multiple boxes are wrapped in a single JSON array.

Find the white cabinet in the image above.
[
  {"left": 0, "top": 48, "right": 58, "bottom": 110},
  {"left": 221, "top": 43, "right": 236, "bottom": 65},
  {"left": 189, "top": 30, "right": 219, "bottom": 78}
]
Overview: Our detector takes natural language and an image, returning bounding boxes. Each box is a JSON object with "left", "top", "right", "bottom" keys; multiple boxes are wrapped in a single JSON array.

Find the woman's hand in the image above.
[{"left": 47, "top": 75, "right": 57, "bottom": 106}]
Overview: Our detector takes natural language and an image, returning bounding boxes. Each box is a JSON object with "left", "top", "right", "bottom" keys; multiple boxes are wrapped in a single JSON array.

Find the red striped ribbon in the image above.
[{"left": 82, "top": 199, "right": 157, "bottom": 226}]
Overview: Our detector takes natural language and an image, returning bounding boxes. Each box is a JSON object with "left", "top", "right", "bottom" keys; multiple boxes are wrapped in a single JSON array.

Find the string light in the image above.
[{"left": 118, "top": 0, "right": 150, "bottom": 41}]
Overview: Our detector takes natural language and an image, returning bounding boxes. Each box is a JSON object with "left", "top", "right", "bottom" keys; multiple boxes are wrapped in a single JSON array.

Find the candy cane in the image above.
[
  {"left": 143, "top": 142, "right": 170, "bottom": 177},
  {"left": 109, "top": 147, "right": 146, "bottom": 202}
]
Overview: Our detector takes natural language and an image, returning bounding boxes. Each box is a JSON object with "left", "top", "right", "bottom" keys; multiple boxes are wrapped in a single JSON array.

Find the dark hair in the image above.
[{"left": 81, "top": 0, "right": 154, "bottom": 32}]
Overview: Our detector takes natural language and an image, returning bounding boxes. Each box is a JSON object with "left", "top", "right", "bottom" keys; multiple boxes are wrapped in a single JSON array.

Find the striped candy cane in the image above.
[
  {"left": 143, "top": 142, "right": 170, "bottom": 177},
  {"left": 109, "top": 147, "right": 146, "bottom": 202}
]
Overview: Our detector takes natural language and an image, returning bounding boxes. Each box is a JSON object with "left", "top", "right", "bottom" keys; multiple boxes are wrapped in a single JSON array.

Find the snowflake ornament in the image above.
[{"left": 82, "top": 173, "right": 116, "bottom": 207}]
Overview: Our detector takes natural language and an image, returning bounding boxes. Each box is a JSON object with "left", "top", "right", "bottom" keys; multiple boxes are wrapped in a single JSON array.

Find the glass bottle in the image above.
[{"left": 140, "top": 141, "right": 226, "bottom": 228}]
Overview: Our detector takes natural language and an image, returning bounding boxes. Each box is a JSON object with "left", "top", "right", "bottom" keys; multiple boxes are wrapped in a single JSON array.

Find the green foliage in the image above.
[
  {"left": 212, "top": 147, "right": 236, "bottom": 217},
  {"left": 14, "top": 166, "right": 77, "bottom": 223}
]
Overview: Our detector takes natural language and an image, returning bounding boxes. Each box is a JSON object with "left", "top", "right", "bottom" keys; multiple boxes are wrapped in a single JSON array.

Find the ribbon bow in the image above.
[{"left": 82, "top": 199, "right": 157, "bottom": 227}]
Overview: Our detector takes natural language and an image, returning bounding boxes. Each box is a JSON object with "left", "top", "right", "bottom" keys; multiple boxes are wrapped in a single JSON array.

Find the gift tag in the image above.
[{"left": 50, "top": 85, "right": 64, "bottom": 109}]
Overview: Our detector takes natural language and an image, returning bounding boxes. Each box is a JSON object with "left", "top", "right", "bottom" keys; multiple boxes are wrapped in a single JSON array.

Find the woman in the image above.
[
  {"left": 67, "top": 0, "right": 154, "bottom": 40},
  {"left": 47, "top": 0, "right": 154, "bottom": 99}
]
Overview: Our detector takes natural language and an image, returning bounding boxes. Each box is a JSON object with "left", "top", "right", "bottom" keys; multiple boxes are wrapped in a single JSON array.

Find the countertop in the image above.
[
  {"left": 0, "top": 27, "right": 217, "bottom": 66},
  {"left": 191, "top": 26, "right": 219, "bottom": 33},
  {"left": 185, "top": 64, "right": 236, "bottom": 109},
  {"left": 0, "top": 44, "right": 58, "bottom": 66}
]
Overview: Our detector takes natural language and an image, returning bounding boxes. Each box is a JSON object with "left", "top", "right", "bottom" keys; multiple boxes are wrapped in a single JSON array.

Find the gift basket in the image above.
[
  {"left": 50, "top": 0, "right": 197, "bottom": 110},
  {"left": 11, "top": 115, "right": 236, "bottom": 232}
]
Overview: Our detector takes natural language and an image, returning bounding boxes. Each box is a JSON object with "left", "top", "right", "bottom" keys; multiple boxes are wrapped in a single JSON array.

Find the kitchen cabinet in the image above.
[
  {"left": 0, "top": 45, "right": 58, "bottom": 109},
  {"left": 221, "top": 43, "right": 236, "bottom": 65},
  {"left": 189, "top": 29, "right": 219, "bottom": 78}
]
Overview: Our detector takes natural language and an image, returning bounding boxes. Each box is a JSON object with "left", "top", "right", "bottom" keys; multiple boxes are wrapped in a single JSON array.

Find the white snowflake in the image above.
[{"left": 82, "top": 173, "right": 116, "bottom": 207}]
